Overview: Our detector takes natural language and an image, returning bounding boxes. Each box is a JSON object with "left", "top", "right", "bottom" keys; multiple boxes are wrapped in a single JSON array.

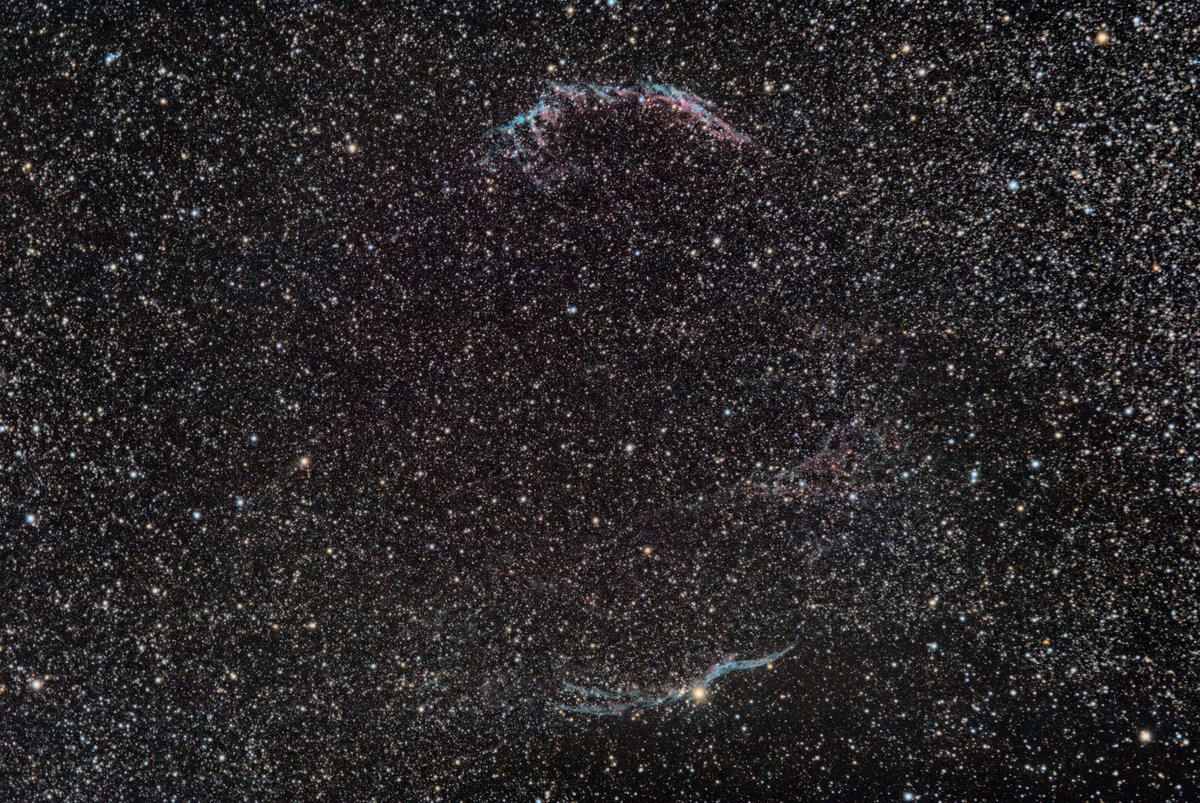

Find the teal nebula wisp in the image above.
[
  {"left": 558, "top": 644, "right": 793, "bottom": 716},
  {"left": 484, "top": 81, "right": 750, "bottom": 167}
]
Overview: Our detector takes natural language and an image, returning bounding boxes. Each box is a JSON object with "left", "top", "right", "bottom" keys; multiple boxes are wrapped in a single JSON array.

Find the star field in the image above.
[{"left": 2, "top": 3, "right": 1197, "bottom": 800}]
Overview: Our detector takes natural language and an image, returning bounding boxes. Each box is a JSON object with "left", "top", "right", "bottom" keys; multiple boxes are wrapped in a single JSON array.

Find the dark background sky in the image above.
[{"left": 2, "top": 2, "right": 1196, "bottom": 799}]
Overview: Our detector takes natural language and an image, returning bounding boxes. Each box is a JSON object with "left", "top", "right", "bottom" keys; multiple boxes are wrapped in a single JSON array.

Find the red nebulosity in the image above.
[{"left": 486, "top": 81, "right": 751, "bottom": 166}]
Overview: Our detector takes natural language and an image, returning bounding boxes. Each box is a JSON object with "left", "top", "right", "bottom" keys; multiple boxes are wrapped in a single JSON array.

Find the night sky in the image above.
[{"left": 3, "top": 3, "right": 1198, "bottom": 800}]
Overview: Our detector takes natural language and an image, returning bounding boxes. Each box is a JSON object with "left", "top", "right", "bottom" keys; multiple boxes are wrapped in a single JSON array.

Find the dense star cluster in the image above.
[{"left": 2, "top": 2, "right": 1197, "bottom": 799}]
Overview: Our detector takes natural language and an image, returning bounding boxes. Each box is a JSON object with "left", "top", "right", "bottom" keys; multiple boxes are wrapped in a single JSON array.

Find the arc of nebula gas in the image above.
[
  {"left": 557, "top": 645, "right": 793, "bottom": 716},
  {"left": 486, "top": 81, "right": 751, "bottom": 165}
]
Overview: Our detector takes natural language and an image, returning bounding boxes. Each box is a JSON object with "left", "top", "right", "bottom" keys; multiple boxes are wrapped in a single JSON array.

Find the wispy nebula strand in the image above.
[
  {"left": 558, "top": 645, "right": 793, "bottom": 716},
  {"left": 487, "top": 81, "right": 751, "bottom": 164}
]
